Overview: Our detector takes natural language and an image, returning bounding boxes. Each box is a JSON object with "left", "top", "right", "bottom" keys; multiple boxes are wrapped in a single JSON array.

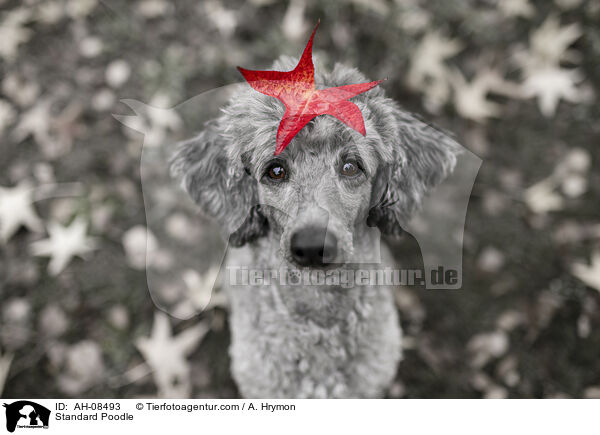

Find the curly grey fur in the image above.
[{"left": 170, "top": 57, "right": 461, "bottom": 398}]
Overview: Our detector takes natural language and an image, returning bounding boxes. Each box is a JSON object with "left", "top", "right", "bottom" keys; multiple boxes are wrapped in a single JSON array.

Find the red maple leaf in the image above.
[{"left": 238, "top": 22, "right": 384, "bottom": 155}]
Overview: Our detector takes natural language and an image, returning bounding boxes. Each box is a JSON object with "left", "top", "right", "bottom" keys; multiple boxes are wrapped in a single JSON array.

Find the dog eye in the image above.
[
  {"left": 340, "top": 160, "right": 361, "bottom": 177},
  {"left": 266, "top": 164, "right": 286, "bottom": 180}
]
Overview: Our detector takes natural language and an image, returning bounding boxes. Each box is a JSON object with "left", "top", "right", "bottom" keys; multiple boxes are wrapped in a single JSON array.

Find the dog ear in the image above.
[
  {"left": 169, "top": 122, "right": 268, "bottom": 246},
  {"left": 368, "top": 105, "right": 462, "bottom": 237}
]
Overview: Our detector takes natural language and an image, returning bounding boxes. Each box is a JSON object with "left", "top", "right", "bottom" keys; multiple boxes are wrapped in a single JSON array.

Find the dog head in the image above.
[{"left": 170, "top": 58, "right": 461, "bottom": 269}]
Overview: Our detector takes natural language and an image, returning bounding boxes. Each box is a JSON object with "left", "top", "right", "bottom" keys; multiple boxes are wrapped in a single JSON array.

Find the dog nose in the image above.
[{"left": 290, "top": 226, "right": 338, "bottom": 267}]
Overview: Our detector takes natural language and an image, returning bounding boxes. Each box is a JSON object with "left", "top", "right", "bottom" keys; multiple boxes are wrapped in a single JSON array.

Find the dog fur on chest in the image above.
[{"left": 224, "top": 245, "right": 402, "bottom": 398}]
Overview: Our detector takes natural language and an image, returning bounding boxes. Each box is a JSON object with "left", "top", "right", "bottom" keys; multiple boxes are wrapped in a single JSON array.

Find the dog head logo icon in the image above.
[{"left": 3, "top": 401, "right": 50, "bottom": 433}]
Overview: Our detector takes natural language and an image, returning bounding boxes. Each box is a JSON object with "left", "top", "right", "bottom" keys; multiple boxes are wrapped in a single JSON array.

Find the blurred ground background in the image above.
[{"left": 1, "top": 0, "right": 600, "bottom": 399}]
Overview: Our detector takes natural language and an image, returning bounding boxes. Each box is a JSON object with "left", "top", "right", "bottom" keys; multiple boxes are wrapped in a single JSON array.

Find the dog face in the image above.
[
  {"left": 241, "top": 114, "right": 381, "bottom": 267},
  {"left": 170, "top": 58, "right": 461, "bottom": 268}
]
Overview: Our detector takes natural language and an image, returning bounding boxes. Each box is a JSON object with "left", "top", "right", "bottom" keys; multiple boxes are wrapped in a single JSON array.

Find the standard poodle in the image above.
[{"left": 170, "top": 28, "right": 460, "bottom": 398}]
